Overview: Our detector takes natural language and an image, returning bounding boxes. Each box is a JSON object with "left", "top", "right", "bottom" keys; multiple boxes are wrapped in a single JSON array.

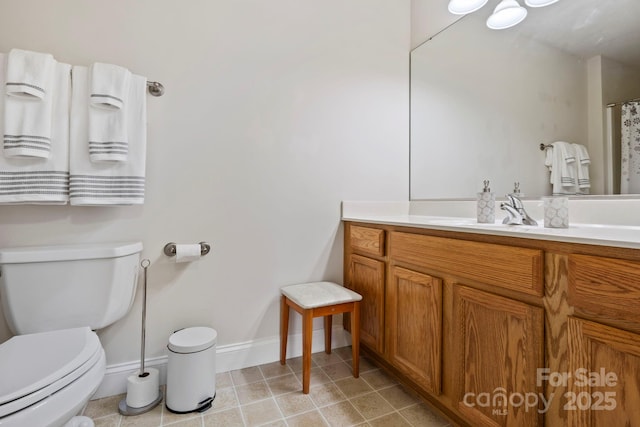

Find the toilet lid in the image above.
[{"left": 0, "top": 327, "right": 101, "bottom": 415}]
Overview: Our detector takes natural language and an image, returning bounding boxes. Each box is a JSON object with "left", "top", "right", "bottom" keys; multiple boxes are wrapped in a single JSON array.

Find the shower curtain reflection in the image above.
[{"left": 621, "top": 101, "right": 640, "bottom": 194}]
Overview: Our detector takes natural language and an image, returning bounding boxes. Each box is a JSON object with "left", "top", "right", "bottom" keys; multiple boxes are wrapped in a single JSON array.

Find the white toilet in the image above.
[{"left": 0, "top": 242, "right": 143, "bottom": 427}]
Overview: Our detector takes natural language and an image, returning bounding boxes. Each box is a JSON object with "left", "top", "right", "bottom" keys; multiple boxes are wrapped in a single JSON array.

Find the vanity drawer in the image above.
[
  {"left": 350, "top": 225, "right": 385, "bottom": 257},
  {"left": 568, "top": 254, "right": 640, "bottom": 320},
  {"left": 390, "top": 232, "right": 543, "bottom": 297}
]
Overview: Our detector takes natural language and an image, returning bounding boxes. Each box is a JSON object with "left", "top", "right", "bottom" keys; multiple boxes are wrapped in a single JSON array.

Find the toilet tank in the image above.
[{"left": 0, "top": 242, "right": 143, "bottom": 335}]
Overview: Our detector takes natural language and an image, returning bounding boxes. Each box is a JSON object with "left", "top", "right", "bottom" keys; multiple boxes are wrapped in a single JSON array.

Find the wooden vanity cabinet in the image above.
[
  {"left": 566, "top": 317, "right": 640, "bottom": 426},
  {"left": 343, "top": 221, "right": 640, "bottom": 426},
  {"left": 346, "top": 253, "right": 385, "bottom": 353},
  {"left": 387, "top": 231, "right": 544, "bottom": 426},
  {"left": 387, "top": 266, "right": 442, "bottom": 395},
  {"left": 344, "top": 225, "right": 386, "bottom": 354},
  {"left": 389, "top": 231, "right": 544, "bottom": 297},
  {"left": 564, "top": 253, "right": 640, "bottom": 426},
  {"left": 453, "top": 285, "right": 544, "bottom": 427}
]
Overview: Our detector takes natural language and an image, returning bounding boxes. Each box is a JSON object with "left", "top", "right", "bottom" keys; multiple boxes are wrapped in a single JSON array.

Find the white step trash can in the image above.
[{"left": 166, "top": 327, "right": 217, "bottom": 413}]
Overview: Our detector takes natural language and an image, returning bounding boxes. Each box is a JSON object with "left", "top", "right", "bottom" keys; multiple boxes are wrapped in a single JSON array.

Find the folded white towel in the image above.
[
  {"left": 5, "top": 48, "right": 55, "bottom": 99},
  {"left": 90, "top": 62, "right": 131, "bottom": 110},
  {"left": 3, "top": 50, "right": 56, "bottom": 158},
  {"left": 572, "top": 143, "right": 591, "bottom": 192},
  {"left": 0, "top": 53, "right": 71, "bottom": 204},
  {"left": 70, "top": 66, "right": 146, "bottom": 205},
  {"left": 88, "top": 63, "right": 131, "bottom": 162}
]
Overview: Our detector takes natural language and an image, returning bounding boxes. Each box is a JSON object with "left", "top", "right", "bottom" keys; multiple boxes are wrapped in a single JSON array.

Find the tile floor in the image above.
[{"left": 83, "top": 346, "right": 451, "bottom": 427}]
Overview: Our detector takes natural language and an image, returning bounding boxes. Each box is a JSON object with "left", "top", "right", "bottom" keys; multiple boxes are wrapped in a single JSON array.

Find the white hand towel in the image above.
[
  {"left": 90, "top": 62, "right": 131, "bottom": 110},
  {"left": 544, "top": 146, "right": 554, "bottom": 181},
  {"left": 572, "top": 143, "right": 591, "bottom": 192},
  {"left": 88, "top": 63, "right": 131, "bottom": 162},
  {"left": 88, "top": 104, "right": 128, "bottom": 163},
  {"left": 554, "top": 141, "right": 576, "bottom": 189},
  {"left": 70, "top": 66, "right": 146, "bottom": 205},
  {"left": 0, "top": 53, "right": 71, "bottom": 204},
  {"left": 548, "top": 142, "right": 575, "bottom": 195},
  {"left": 3, "top": 50, "right": 56, "bottom": 158},
  {"left": 5, "top": 48, "right": 55, "bottom": 99},
  {"left": 88, "top": 111, "right": 128, "bottom": 162}
]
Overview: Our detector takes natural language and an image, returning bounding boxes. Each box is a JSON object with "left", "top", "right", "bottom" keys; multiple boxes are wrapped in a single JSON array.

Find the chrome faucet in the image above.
[{"left": 501, "top": 194, "right": 538, "bottom": 226}]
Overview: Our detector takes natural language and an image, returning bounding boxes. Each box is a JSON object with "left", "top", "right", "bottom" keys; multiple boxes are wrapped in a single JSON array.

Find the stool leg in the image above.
[
  {"left": 280, "top": 295, "right": 289, "bottom": 365},
  {"left": 324, "top": 315, "right": 332, "bottom": 354},
  {"left": 351, "top": 302, "right": 360, "bottom": 378},
  {"left": 302, "top": 308, "right": 313, "bottom": 394}
]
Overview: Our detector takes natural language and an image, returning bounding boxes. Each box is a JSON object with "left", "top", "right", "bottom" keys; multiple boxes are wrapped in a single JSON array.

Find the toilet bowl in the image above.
[{"left": 0, "top": 327, "right": 105, "bottom": 427}]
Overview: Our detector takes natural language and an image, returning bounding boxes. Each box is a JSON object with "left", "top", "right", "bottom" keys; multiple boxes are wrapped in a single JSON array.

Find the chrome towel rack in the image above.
[{"left": 146, "top": 81, "right": 164, "bottom": 97}]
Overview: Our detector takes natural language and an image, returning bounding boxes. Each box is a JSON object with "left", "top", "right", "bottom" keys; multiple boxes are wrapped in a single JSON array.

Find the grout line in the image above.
[
  {"left": 307, "top": 357, "right": 370, "bottom": 426},
  {"left": 373, "top": 383, "right": 420, "bottom": 426},
  {"left": 262, "top": 369, "right": 292, "bottom": 427},
  {"left": 231, "top": 380, "right": 248, "bottom": 427},
  {"left": 270, "top": 395, "right": 289, "bottom": 427},
  {"left": 304, "top": 377, "right": 342, "bottom": 426},
  {"left": 349, "top": 373, "right": 395, "bottom": 425},
  {"left": 284, "top": 350, "right": 355, "bottom": 426}
]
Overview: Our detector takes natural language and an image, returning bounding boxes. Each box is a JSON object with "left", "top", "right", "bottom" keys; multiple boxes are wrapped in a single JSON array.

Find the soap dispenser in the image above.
[
  {"left": 477, "top": 180, "right": 495, "bottom": 223},
  {"left": 511, "top": 182, "right": 523, "bottom": 197}
]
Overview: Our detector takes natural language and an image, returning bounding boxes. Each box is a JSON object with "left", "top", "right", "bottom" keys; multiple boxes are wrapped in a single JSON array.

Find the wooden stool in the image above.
[{"left": 280, "top": 281, "right": 362, "bottom": 394}]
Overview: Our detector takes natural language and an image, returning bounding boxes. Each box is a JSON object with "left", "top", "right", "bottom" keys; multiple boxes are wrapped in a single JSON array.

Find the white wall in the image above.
[
  {"left": 587, "top": 56, "right": 605, "bottom": 195},
  {"left": 0, "top": 0, "right": 409, "bottom": 368},
  {"left": 601, "top": 57, "right": 640, "bottom": 105}
]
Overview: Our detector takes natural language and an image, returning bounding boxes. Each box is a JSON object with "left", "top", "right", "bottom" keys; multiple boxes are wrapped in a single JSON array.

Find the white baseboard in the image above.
[{"left": 93, "top": 326, "right": 352, "bottom": 399}]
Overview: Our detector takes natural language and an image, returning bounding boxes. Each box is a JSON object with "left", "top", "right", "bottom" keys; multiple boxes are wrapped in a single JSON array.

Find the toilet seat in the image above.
[{"left": 0, "top": 327, "right": 102, "bottom": 419}]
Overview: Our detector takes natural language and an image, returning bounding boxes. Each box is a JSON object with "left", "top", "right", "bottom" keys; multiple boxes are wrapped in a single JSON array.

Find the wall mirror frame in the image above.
[{"left": 410, "top": 0, "right": 640, "bottom": 200}]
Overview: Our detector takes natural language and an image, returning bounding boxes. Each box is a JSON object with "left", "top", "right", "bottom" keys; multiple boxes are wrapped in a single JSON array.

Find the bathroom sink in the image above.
[
  {"left": 436, "top": 219, "right": 640, "bottom": 241},
  {"left": 425, "top": 217, "right": 478, "bottom": 226},
  {"left": 421, "top": 217, "right": 539, "bottom": 229}
]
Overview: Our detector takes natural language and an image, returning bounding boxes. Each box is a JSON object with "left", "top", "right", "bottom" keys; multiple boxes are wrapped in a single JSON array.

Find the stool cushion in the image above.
[{"left": 281, "top": 281, "right": 362, "bottom": 309}]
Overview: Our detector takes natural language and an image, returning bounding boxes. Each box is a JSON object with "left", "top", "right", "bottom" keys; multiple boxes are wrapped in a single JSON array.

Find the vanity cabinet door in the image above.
[
  {"left": 567, "top": 317, "right": 640, "bottom": 427},
  {"left": 453, "top": 285, "right": 544, "bottom": 427},
  {"left": 346, "top": 253, "right": 385, "bottom": 353},
  {"left": 387, "top": 266, "right": 442, "bottom": 395}
]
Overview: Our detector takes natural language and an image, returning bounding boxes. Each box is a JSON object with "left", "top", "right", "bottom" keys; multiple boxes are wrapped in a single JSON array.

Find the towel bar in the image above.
[{"left": 163, "top": 242, "right": 210, "bottom": 257}]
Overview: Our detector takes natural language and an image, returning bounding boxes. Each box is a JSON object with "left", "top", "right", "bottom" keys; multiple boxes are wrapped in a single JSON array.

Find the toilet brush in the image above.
[{"left": 118, "top": 259, "right": 163, "bottom": 415}]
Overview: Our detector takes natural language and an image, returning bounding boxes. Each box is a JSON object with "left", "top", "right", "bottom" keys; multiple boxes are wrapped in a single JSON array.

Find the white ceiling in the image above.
[
  {"left": 520, "top": 0, "right": 640, "bottom": 69},
  {"left": 414, "top": 0, "right": 640, "bottom": 70}
]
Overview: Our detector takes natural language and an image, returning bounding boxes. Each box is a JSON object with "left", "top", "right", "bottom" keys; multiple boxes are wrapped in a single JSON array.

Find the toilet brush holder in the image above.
[{"left": 119, "top": 259, "right": 163, "bottom": 416}]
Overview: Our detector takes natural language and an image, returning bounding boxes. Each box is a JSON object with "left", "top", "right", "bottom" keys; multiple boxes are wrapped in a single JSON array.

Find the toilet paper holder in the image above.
[{"left": 163, "top": 242, "right": 211, "bottom": 257}]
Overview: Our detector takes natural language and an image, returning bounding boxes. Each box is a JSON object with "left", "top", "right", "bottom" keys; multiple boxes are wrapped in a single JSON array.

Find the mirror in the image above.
[{"left": 410, "top": 0, "right": 640, "bottom": 200}]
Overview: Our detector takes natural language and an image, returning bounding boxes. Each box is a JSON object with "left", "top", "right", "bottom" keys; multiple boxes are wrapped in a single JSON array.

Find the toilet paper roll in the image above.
[
  {"left": 125, "top": 367, "right": 160, "bottom": 408},
  {"left": 175, "top": 244, "right": 201, "bottom": 263}
]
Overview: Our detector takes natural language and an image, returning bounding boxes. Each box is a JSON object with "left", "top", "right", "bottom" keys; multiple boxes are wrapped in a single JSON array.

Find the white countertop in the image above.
[{"left": 342, "top": 201, "right": 640, "bottom": 250}]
